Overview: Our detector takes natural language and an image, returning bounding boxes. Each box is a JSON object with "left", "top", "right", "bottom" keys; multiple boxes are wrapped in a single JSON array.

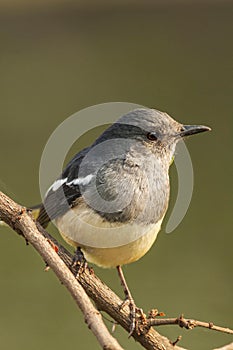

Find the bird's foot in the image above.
[
  {"left": 120, "top": 296, "right": 145, "bottom": 337},
  {"left": 71, "top": 247, "right": 87, "bottom": 276},
  {"left": 116, "top": 266, "right": 147, "bottom": 336}
]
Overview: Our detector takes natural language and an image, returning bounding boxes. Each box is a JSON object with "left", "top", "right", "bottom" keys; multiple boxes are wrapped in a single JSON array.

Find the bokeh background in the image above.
[{"left": 0, "top": 1, "right": 232, "bottom": 349}]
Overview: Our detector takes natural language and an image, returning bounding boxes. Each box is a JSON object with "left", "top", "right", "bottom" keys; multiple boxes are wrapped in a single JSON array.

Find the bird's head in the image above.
[
  {"left": 115, "top": 108, "right": 211, "bottom": 162},
  {"left": 92, "top": 108, "right": 211, "bottom": 168}
]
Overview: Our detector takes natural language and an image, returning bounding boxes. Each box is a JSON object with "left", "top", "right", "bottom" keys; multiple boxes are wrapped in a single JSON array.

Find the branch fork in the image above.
[{"left": 0, "top": 191, "right": 232, "bottom": 350}]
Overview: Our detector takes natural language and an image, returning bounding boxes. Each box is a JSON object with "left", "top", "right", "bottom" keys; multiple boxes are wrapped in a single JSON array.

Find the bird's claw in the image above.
[
  {"left": 120, "top": 297, "right": 145, "bottom": 337},
  {"left": 71, "top": 247, "right": 87, "bottom": 276}
]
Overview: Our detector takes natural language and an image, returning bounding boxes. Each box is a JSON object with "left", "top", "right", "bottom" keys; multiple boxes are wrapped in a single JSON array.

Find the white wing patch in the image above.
[
  {"left": 45, "top": 178, "right": 68, "bottom": 195},
  {"left": 52, "top": 178, "right": 68, "bottom": 191},
  {"left": 66, "top": 174, "right": 94, "bottom": 186},
  {"left": 45, "top": 174, "right": 94, "bottom": 196}
]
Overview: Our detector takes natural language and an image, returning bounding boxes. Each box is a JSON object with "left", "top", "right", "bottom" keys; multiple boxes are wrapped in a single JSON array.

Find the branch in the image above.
[
  {"left": 213, "top": 344, "right": 233, "bottom": 350},
  {"left": 0, "top": 191, "right": 232, "bottom": 350},
  {"left": 0, "top": 191, "right": 123, "bottom": 350},
  {"left": 147, "top": 315, "right": 233, "bottom": 335}
]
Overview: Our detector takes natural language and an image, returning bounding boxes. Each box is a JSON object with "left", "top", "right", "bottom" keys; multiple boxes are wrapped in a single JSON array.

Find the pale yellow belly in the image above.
[{"left": 55, "top": 204, "right": 163, "bottom": 268}]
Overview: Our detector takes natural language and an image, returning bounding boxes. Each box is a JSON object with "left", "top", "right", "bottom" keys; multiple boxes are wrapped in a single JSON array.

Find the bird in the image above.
[{"left": 35, "top": 107, "right": 211, "bottom": 335}]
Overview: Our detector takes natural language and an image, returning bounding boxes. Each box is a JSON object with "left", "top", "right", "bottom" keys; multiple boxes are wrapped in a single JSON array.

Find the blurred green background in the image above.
[{"left": 0, "top": 1, "right": 232, "bottom": 349}]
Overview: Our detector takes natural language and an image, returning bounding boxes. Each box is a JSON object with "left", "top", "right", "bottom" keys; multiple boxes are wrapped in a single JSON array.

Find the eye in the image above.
[{"left": 147, "top": 132, "right": 158, "bottom": 141}]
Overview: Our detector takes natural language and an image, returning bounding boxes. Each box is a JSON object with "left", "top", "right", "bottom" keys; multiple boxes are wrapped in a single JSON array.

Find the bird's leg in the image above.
[
  {"left": 71, "top": 247, "right": 87, "bottom": 275},
  {"left": 117, "top": 265, "right": 143, "bottom": 336}
]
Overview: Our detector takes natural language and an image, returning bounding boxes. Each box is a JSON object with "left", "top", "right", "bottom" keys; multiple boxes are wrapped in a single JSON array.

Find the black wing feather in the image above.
[{"left": 37, "top": 147, "right": 90, "bottom": 227}]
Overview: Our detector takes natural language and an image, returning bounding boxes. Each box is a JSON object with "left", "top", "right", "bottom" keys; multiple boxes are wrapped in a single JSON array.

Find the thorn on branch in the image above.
[
  {"left": 44, "top": 261, "right": 50, "bottom": 271},
  {"left": 170, "top": 335, "right": 182, "bottom": 346},
  {"left": 112, "top": 321, "right": 117, "bottom": 333}
]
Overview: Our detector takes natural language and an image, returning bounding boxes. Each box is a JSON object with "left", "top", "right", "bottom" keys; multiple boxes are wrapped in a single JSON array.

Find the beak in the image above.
[{"left": 179, "top": 124, "right": 211, "bottom": 138}]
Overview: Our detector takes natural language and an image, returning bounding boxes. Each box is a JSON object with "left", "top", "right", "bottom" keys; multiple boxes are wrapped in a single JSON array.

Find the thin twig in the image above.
[{"left": 147, "top": 315, "right": 233, "bottom": 335}]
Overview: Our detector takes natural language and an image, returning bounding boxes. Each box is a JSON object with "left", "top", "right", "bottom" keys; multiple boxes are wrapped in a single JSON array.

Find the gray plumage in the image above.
[{"left": 37, "top": 108, "right": 210, "bottom": 233}]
